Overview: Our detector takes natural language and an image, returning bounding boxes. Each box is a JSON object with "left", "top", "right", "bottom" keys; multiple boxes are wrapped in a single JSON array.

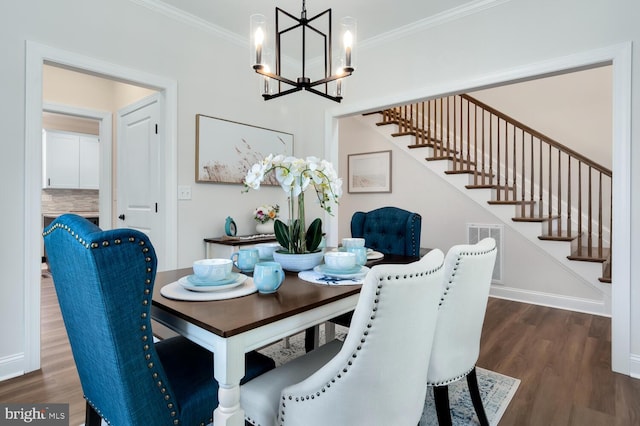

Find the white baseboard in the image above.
[
  {"left": 629, "top": 354, "right": 640, "bottom": 379},
  {"left": 490, "top": 285, "right": 609, "bottom": 317},
  {"left": 0, "top": 352, "right": 25, "bottom": 382}
]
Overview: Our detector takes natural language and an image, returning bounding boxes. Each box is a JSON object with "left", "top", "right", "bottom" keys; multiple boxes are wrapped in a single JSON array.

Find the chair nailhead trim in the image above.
[
  {"left": 276, "top": 262, "right": 443, "bottom": 424},
  {"left": 46, "top": 222, "right": 181, "bottom": 425},
  {"left": 428, "top": 366, "right": 474, "bottom": 386},
  {"left": 438, "top": 246, "right": 497, "bottom": 307}
]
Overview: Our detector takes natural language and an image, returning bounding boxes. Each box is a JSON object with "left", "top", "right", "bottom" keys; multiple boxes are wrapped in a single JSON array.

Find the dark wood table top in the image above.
[
  {"left": 152, "top": 268, "right": 361, "bottom": 338},
  {"left": 152, "top": 251, "right": 426, "bottom": 339}
]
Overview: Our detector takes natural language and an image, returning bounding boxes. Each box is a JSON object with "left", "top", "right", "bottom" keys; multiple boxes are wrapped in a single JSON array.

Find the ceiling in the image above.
[{"left": 156, "top": 0, "right": 475, "bottom": 42}]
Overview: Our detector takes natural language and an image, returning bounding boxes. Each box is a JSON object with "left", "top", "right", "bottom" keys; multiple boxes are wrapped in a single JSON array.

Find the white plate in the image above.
[
  {"left": 161, "top": 278, "right": 257, "bottom": 301},
  {"left": 179, "top": 274, "right": 247, "bottom": 292},
  {"left": 367, "top": 250, "right": 384, "bottom": 260},
  {"left": 186, "top": 272, "right": 240, "bottom": 286},
  {"left": 313, "top": 264, "right": 370, "bottom": 279}
]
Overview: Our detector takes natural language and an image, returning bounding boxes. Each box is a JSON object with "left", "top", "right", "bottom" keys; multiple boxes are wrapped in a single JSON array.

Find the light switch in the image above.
[{"left": 178, "top": 185, "right": 192, "bottom": 200}]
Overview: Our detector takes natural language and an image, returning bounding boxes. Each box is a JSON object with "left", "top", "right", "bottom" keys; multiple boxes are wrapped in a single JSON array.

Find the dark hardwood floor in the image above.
[
  {"left": 1, "top": 277, "right": 639, "bottom": 425},
  {"left": 479, "top": 298, "right": 640, "bottom": 425}
]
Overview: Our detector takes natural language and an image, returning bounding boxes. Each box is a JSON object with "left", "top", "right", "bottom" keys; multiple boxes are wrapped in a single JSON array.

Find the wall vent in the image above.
[{"left": 467, "top": 223, "right": 503, "bottom": 283}]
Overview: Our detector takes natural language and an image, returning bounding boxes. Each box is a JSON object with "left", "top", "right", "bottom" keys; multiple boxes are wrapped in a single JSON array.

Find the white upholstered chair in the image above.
[
  {"left": 427, "top": 237, "right": 497, "bottom": 426},
  {"left": 241, "top": 249, "right": 445, "bottom": 426}
]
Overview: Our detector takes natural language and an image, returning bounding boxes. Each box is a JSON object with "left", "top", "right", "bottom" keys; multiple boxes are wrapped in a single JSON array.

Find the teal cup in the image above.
[
  {"left": 253, "top": 261, "right": 284, "bottom": 294},
  {"left": 230, "top": 248, "right": 259, "bottom": 272},
  {"left": 347, "top": 246, "right": 368, "bottom": 266}
]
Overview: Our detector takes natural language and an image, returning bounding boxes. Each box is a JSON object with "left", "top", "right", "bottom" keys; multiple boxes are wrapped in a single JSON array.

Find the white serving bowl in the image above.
[
  {"left": 193, "top": 258, "right": 233, "bottom": 281},
  {"left": 255, "top": 242, "right": 282, "bottom": 260},
  {"left": 324, "top": 251, "right": 357, "bottom": 271}
]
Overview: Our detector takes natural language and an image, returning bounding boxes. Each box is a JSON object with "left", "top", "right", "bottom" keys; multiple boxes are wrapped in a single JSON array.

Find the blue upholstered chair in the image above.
[
  {"left": 350, "top": 206, "right": 422, "bottom": 256},
  {"left": 43, "top": 214, "right": 275, "bottom": 426}
]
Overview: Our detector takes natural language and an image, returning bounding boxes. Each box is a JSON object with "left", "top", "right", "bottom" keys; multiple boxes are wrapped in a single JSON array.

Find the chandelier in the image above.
[{"left": 250, "top": 1, "right": 356, "bottom": 102}]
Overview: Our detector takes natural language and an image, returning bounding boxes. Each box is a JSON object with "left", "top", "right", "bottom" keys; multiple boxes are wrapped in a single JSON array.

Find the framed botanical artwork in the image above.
[
  {"left": 347, "top": 150, "right": 392, "bottom": 193},
  {"left": 195, "top": 114, "right": 294, "bottom": 184}
]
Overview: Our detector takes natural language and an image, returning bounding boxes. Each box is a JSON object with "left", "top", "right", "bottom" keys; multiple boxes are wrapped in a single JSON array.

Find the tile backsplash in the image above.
[{"left": 42, "top": 188, "right": 99, "bottom": 213}]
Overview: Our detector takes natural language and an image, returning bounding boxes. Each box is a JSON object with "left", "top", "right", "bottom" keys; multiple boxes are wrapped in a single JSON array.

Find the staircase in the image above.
[{"left": 366, "top": 94, "right": 612, "bottom": 284}]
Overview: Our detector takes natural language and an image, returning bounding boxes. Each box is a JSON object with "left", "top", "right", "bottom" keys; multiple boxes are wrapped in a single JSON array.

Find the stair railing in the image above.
[{"left": 380, "top": 94, "right": 612, "bottom": 278}]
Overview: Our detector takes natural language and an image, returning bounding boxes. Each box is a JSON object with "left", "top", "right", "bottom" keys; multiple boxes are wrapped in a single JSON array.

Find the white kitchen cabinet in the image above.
[
  {"left": 79, "top": 135, "right": 100, "bottom": 189},
  {"left": 43, "top": 130, "right": 99, "bottom": 189}
]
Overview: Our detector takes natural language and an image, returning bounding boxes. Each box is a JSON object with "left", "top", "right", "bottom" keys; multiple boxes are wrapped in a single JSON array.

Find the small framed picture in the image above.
[{"left": 347, "top": 150, "right": 392, "bottom": 193}]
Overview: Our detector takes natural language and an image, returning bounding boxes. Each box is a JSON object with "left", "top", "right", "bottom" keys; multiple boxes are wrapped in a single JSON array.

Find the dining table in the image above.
[{"left": 151, "top": 251, "right": 423, "bottom": 426}]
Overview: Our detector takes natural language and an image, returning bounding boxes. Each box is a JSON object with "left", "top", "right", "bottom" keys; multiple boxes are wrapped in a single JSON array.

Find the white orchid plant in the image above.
[{"left": 244, "top": 154, "right": 342, "bottom": 254}]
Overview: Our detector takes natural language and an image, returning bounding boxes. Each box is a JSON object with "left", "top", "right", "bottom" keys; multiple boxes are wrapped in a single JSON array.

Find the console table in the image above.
[{"left": 204, "top": 234, "right": 278, "bottom": 258}]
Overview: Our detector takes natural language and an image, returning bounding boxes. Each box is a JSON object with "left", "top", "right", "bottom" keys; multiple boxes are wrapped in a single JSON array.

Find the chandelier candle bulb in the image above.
[
  {"left": 340, "top": 16, "right": 357, "bottom": 71},
  {"left": 250, "top": 14, "right": 267, "bottom": 67},
  {"left": 344, "top": 31, "right": 352, "bottom": 67},
  {"left": 255, "top": 28, "right": 263, "bottom": 64}
]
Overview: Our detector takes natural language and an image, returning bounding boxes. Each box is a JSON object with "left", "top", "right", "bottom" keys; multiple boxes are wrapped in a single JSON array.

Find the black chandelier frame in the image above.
[{"left": 253, "top": 5, "right": 354, "bottom": 103}]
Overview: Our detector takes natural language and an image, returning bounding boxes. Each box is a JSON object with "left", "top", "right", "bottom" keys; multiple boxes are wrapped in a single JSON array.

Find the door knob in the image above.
[{"left": 118, "top": 214, "right": 125, "bottom": 220}]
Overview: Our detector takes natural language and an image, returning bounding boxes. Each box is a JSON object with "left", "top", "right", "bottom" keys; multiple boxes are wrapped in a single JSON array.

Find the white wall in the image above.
[
  {"left": 471, "top": 66, "right": 613, "bottom": 170},
  {"left": 0, "top": 0, "right": 306, "bottom": 379},
  {"left": 1, "top": 0, "right": 639, "bottom": 379}
]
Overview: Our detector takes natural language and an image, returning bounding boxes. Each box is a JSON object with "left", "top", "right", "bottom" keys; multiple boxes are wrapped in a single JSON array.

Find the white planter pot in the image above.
[
  {"left": 273, "top": 250, "right": 324, "bottom": 272},
  {"left": 255, "top": 221, "right": 275, "bottom": 234}
]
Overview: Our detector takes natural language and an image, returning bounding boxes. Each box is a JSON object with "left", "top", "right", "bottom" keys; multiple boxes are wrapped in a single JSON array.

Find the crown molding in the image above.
[
  {"left": 128, "top": 0, "right": 247, "bottom": 47},
  {"left": 128, "top": 0, "right": 511, "bottom": 77},
  {"left": 360, "top": 0, "right": 512, "bottom": 49},
  {"left": 130, "top": 0, "right": 511, "bottom": 51}
]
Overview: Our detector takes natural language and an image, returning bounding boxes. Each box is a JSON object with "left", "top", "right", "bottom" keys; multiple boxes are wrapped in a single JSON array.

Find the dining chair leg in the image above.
[
  {"left": 466, "top": 367, "right": 489, "bottom": 426},
  {"left": 85, "top": 401, "right": 102, "bottom": 426},
  {"left": 304, "top": 326, "right": 318, "bottom": 352},
  {"left": 433, "top": 385, "right": 453, "bottom": 426}
]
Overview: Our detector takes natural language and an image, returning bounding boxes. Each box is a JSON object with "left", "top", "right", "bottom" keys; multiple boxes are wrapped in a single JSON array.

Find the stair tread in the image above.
[
  {"left": 567, "top": 246, "right": 610, "bottom": 263},
  {"left": 407, "top": 138, "right": 443, "bottom": 151},
  {"left": 567, "top": 255, "right": 608, "bottom": 263},
  {"left": 488, "top": 200, "right": 537, "bottom": 205},
  {"left": 427, "top": 155, "right": 457, "bottom": 162},
  {"left": 407, "top": 142, "right": 439, "bottom": 149},
  {"left": 466, "top": 184, "right": 497, "bottom": 189},
  {"left": 512, "top": 215, "right": 559, "bottom": 223},
  {"left": 538, "top": 233, "right": 579, "bottom": 242},
  {"left": 391, "top": 131, "right": 421, "bottom": 137},
  {"left": 444, "top": 169, "right": 491, "bottom": 176}
]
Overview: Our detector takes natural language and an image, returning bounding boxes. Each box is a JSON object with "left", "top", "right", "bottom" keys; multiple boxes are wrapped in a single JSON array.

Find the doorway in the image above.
[
  {"left": 42, "top": 103, "right": 112, "bottom": 230},
  {"left": 327, "top": 43, "right": 632, "bottom": 375},
  {"left": 24, "top": 41, "right": 179, "bottom": 374}
]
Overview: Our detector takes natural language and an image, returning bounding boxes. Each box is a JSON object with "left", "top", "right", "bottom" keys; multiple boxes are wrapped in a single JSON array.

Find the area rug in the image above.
[{"left": 258, "top": 327, "right": 520, "bottom": 426}]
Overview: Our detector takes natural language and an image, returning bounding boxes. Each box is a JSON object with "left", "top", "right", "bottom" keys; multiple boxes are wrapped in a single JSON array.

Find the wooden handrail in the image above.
[
  {"left": 377, "top": 93, "right": 612, "bottom": 282},
  {"left": 461, "top": 94, "right": 611, "bottom": 176}
]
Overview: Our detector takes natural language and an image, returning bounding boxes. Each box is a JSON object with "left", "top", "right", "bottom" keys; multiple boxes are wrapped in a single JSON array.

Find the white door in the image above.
[{"left": 117, "top": 93, "right": 165, "bottom": 263}]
